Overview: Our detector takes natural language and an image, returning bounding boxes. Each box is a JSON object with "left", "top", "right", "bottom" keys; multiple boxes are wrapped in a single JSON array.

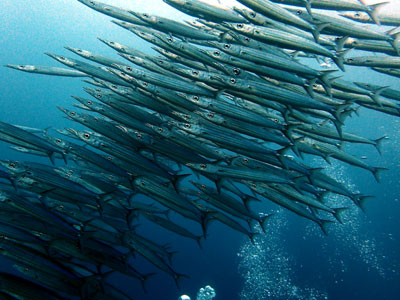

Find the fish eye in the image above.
[
  {"left": 96, "top": 93, "right": 102, "bottom": 98},
  {"left": 110, "top": 41, "right": 114, "bottom": 45},
  {"left": 230, "top": 78, "right": 236, "bottom": 84},
  {"left": 143, "top": 82, "right": 148, "bottom": 86},
  {"left": 243, "top": 158, "right": 249, "bottom": 163},
  {"left": 137, "top": 133, "right": 142, "bottom": 138},
  {"left": 312, "top": 84, "right": 317, "bottom": 88},
  {"left": 201, "top": 184, "right": 206, "bottom": 189},
  {"left": 244, "top": 37, "right": 250, "bottom": 41},
  {"left": 237, "top": 24, "right": 244, "bottom": 29},
  {"left": 200, "top": 164, "right": 206, "bottom": 169},
  {"left": 126, "top": 67, "right": 132, "bottom": 71},
  {"left": 167, "top": 37, "right": 173, "bottom": 42},
  {"left": 252, "top": 183, "right": 256, "bottom": 188},
  {"left": 77, "top": 49, "right": 82, "bottom": 53},
  {"left": 184, "top": 124, "right": 191, "bottom": 129},
  {"left": 107, "top": 156, "right": 112, "bottom": 160},
  {"left": 273, "top": 118, "right": 278, "bottom": 123},
  {"left": 83, "top": 133, "right": 90, "bottom": 139},
  {"left": 9, "top": 162, "right": 15, "bottom": 168},
  {"left": 158, "top": 127, "right": 163, "bottom": 132},
  {"left": 65, "top": 173, "right": 71, "bottom": 178},
  {"left": 347, "top": 58, "right": 353, "bottom": 62},
  {"left": 159, "top": 60, "right": 164, "bottom": 64},
  {"left": 355, "top": 13, "right": 360, "bottom": 17},
  {"left": 296, "top": 10, "right": 302, "bottom": 15},
  {"left": 233, "top": 68, "right": 240, "bottom": 75},
  {"left": 213, "top": 50, "right": 220, "bottom": 56},
  {"left": 143, "top": 13, "right": 149, "bottom": 18},
  {"left": 255, "top": 30, "right": 260, "bottom": 34},
  {"left": 193, "top": 95, "right": 199, "bottom": 101},
  {"left": 111, "top": 85, "right": 117, "bottom": 88},
  {"left": 250, "top": 12, "right": 256, "bottom": 17},
  {"left": 60, "top": 56, "right": 65, "bottom": 60},
  {"left": 87, "top": 100, "right": 92, "bottom": 105},
  {"left": 89, "top": 1, "right": 95, "bottom": 5},
  {"left": 192, "top": 70, "right": 199, "bottom": 75},
  {"left": 224, "top": 44, "right": 230, "bottom": 49},
  {"left": 140, "top": 181, "right": 145, "bottom": 186},
  {"left": 56, "top": 138, "right": 62, "bottom": 144},
  {"left": 70, "top": 111, "right": 76, "bottom": 116},
  {"left": 121, "top": 72, "right": 126, "bottom": 76},
  {"left": 207, "top": 112, "right": 214, "bottom": 118}
]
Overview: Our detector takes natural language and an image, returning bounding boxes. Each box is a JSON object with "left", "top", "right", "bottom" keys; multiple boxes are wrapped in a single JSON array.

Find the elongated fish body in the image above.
[
  {"left": 130, "top": 11, "right": 220, "bottom": 41},
  {"left": 72, "top": 96, "right": 154, "bottom": 134},
  {"left": 133, "top": 177, "right": 203, "bottom": 223},
  {"left": 211, "top": 42, "right": 322, "bottom": 78},
  {"left": 345, "top": 56, "right": 400, "bottom": 68},
  {"left": 113, "top": 64, "right": 214, "bottom": 96},
  {"left": 203, "top": 48, "right": 306, "bottom": 86},
  {"left": 234, "top": 7, "right": 335, "bottom": 47},
  {"left": 6, "top": 64, "right": 87, "bottom": 77},
  {"left": 97, "top": 38, "right": 149, "bottom": 58},
  {"left": 291, "top": 9, "right": 392, "bottom": 41},
  {"left": 146, "top": 124, "right": 228, "bottom": 161},
  {"left": 87, "top": 91, "right": 164, "bottom": 125},
  {"left": 141, "top": 212, "right": 202, "bottom": 246},
  {"left": 342, "top": 38, "right": 399, "bottom": 56},
  {"left": 341, "top": 11, "right": 400, "bottom": 26},
  {"left": 237, "top": 0, "right": 314, "bottom": 31},
  {"left": 152, "top": 46, "right": 211, "bottom": 71},
  {"left": 65, "top": 47, "right": 130, "bottom": 68},
  {"left": 163, "top": 0, "right": 247, "bottom": 23},
  {"left": 195, "top": 109, "right": 290, "bottom": 146},
  {"left": 354, "top": 82, "right": 400, "bottom": 102},
  {"left": 77, "top": 0, "right": 147, "bottom": 25},
  {"left": 298, "top": 123, "right": 385, "bottom": 148},
  {"left": 246, "top": 181, "right": 331, "bottom": 234},
  {"left": 0, "top": 273, "right": 66, "bottom": 300},
  {"left": 45, "top": 53, "right": 130, "bottom": 86},
  {"left": 225, "top": 22, "right": 335, "bottom": 59},
  {"left": 181, "top": 93, "right": 283, "bottom": 129},
  {"left": 118, "top": 53, "right": 182, "bottom": 79},
  {"left": 58, "top": 107, "right": 144, "bottom": 149},
  {"left": 275, "top": 0, "right": 373, "bottom": 10},
  {"left": 311, "top": 141, "right": 386, "bottom": 181},
  {"left": 210, "top": 74, "right": 336, "bottom": 114},
  {"left": 186, "top": 163, "right": 293, "bottom": 184},
  {"left": 0, "top": 121, "right": 64, "bottom": 163},
  {"left": 177, "top": 122, "right": 277, "bottom": 155},
  {"left": 372, "top": 67, "right": 400, "bottom": 78}
]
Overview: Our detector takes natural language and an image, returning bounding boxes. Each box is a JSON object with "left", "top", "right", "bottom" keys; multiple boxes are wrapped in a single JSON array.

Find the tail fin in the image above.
[
  {"left": 333, "top": 48, "right": 353, "bottom": 72},
  {"left": 373, "top": 135, "right": 387, "bottom": 155},
  {"left": 366, "top": 1, "right": 389, "bottom": 25},
  {"left": 372, "top": 167, "right": 387, "bottom": 183},
  {"left": 258, "top": 213, "right": 273, "bottom": 233},
  {"left": 172, "top": 173, "right": 191, "bottom": 192},
  {"left": 173, "top": 272, "right": 189, "bottom": 290},
  {"left": 249, "top": 232, "right": 260, "bottom": 245},
  {"left": 318, "top": 219, "right": 334, "bottom": 235},
  {"left": 195, "top": 235, "right": 204, "bottom": 249},
  {"left": 332, "top": 207, "right": 349, "bottom": 224},
  {"left": 353, "top": 194, "right": 373, "bottom": 212}
]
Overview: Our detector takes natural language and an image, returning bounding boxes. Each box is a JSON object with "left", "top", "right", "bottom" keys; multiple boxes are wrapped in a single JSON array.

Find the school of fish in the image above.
[{"left": 1, "top": 0, "right": 400, "bottom": 298}]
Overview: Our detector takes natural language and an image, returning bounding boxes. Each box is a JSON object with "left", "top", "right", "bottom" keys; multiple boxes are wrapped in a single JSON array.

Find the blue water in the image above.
[{"left": 1, "top": 1, "right": 400, "bottom": 299}]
